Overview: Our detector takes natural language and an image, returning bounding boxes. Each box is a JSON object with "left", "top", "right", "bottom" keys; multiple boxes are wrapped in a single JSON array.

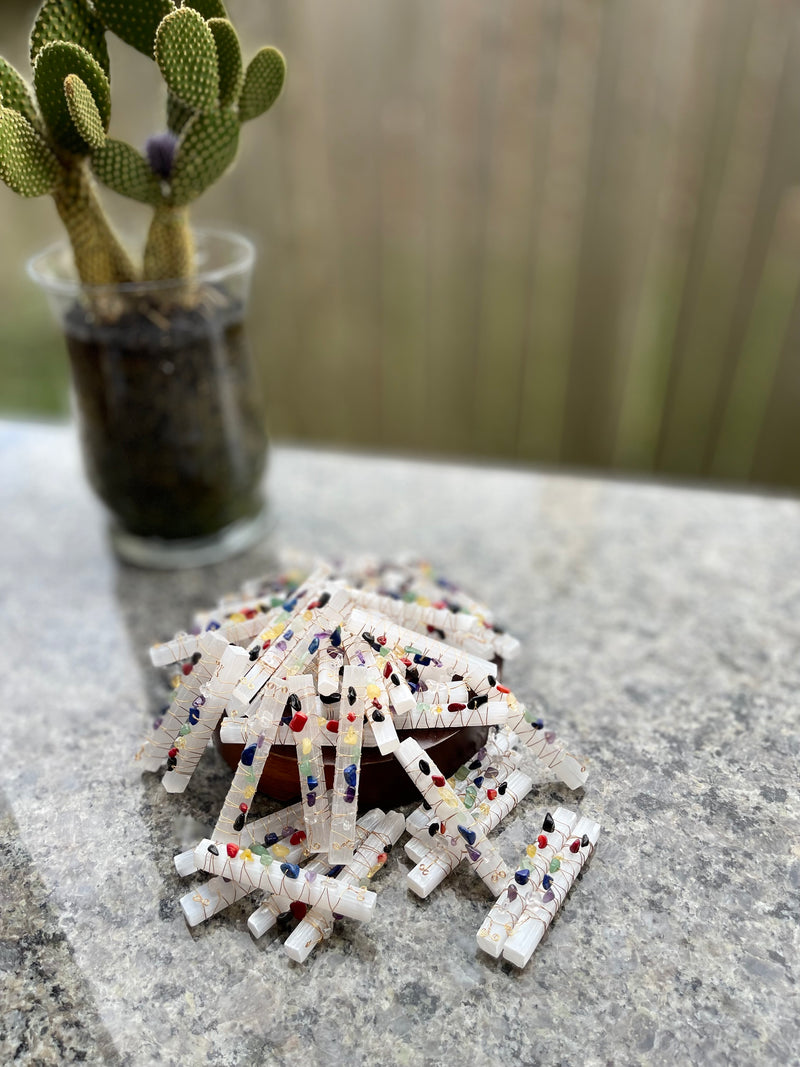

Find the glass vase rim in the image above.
[{"left": 26, "top": 226, "right": 255, "bottom": 298}]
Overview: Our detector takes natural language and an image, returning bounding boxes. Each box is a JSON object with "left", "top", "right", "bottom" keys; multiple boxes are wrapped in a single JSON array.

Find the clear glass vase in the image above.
[{"left": 28, "top": 228, "right": 269, "bottom": 568}]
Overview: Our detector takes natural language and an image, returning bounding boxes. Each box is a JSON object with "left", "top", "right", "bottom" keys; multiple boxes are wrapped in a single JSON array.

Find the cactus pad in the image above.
[
  {"left": 0, "top": 58, "right": 40, "bottom": 129},
  {"left": 64, "top": 74, "right": 106, "bottom": 149},
  {"left": 238, "top": 46, "right": 286, "bottom": 122},
  {"left": 169, "top": 108, "right": 238, "bottom": 206},
  {"left": 34, "top": 42, "right": 110, "bottom": 154},
  {"left": 182, "top": 0, "right": 227, "bottom": 18},
  {"left": 93, "top": 0, "right": 176, "bottom": 57},
  {"left": 92, "top": 138, "right": 162, "bottom": 204},
  {"left": 0, "top": 107, "right": 60, "bottom": 197},
  {"left": 166, "top": 92, "right": 194, "bottom": 135},
  {"left": 155, "top": 7, "right": 219, "bottom": 112},
  {"left": 207, "top": 19, "right": 242, "bottom": 108},
  {"left": 31, "top": 0, "right": 110, "bottom": 76}
]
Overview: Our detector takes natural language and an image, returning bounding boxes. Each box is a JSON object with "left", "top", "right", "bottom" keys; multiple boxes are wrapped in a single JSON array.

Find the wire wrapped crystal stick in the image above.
[
  {"left": 162, "top": 643, "right": 249, "bottom": 793},
  {"left": 286, "top": 675, "right": 331, "bottom": 854},
  {"left": 328, "top": 665, "right": 368, "bottom": 863},
  {"left": 420, "top": 679, "right": 469, "bottom": 706},
  {"left": 199, "top": 563, "right": 332, "bottom": 634},
  {"left": 476, "top": 807, "right": 577, "bottom": 958},
  {"left": 339, "top": 627, "right": 399, "bottom": 754},
  {"left": 394, "top": 702, "right": 508, "bottom": 732},
  {"left": 284, "top": 809, "right": 405, "bottom": 963},
  {"left": 136, "top": 629, "right": 228, "bottom": 772},
  {"left": 502, "top": 814, "right": 601, "bottom": 968},
  {"left": 405, "top": 730, "right": 519, "bottom": 839},
  {"left": 179, "top": 836, "right": 308, "bottom": 927},
  {"left": 228, "top": 587, "right": 349, "bottom": 714},
  {"left": 149, "top": 606, "right": 279, "bottom": 668},
  {"left": 247, "top": 810, "right": 384, "bottom": 939},
  {"left": 405, "top": 770, "right": 532, "bottom": 898},
  {"left": 344, "top": 564, "right": 520, "bottom": 660},
  {"left": 504, "top": 695, "right": 587, "bottom": 790},
  {"left": 246, "top": 856, "right": 331, "bottom": 939},
  {"left": 394, "top": 737, "right": 510, "bottom": 896},
  {"left": 193, "top": 839, "right": 377, "bottom": 923},
  {"left": 173, "top": 800, "right": 307, "bottom": 878},
  {"left": 212, "top": 684, "right": 286, "bottom": 843},
  {"left": 346, "top": 609, "right": 498, "bottom": 694}
]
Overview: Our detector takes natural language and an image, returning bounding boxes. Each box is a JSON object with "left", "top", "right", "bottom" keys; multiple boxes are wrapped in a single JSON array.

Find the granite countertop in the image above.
[{"left": 0, "top": 420, "right": 798, "bottom": 1067}]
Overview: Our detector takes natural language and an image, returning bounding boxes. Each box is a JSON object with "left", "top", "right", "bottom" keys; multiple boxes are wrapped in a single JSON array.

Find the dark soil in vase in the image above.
[{"left": 64, "top": 288, "right": 267, "bottom": 540}]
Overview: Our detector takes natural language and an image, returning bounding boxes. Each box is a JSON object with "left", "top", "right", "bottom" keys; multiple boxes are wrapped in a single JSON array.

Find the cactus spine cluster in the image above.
[{"left": 0, "top": 0, "right": 286, "bottom": 289}]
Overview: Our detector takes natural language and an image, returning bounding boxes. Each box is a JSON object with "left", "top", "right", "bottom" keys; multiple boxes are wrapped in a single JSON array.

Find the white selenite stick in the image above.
[
  {"left": 286, "top": 676, "right": 331, "bottom": 854},
  {"left": 346, "top": 585, "right": 520, "bottom": 660},
  {"left": 419, "top": 679, "right": 470, "bottom": 707},
  {"left": 211, "top": 684, "right": 285, "bottom": 842},
  {"left": 345, "top": 608, "right": 498, "bottom": 694},
  {"left": 149, "top": 604, "right": 282, "bottom": 668},
  {"left": 284, "top": 809, "right": 405, "bottom": 963},
  {"left": 404, "top": 736, "right": 520, "bottom": 839},
  {"left": 247, "top": 809, "right": 384, "bottom": 939},
  {"left": 405, "top": 769, "right": 533, "bottom": 898},
  {"left": 340, "top": 629, "right": 400, "bottom": 754},
  {"left": 317, "top": 661, "right": 339, "bottom": 697},
  {"left": 136, "top": 629, "right": 228, "bottom": 771},
  {"left": 404, "top": 754, "right": 526, "bottom": 857},
  {"left": 220, "top": 706, "right": 510, "bottom": 746},
  {"left": 229, "top": 587, "right": 351, "bottom": 713},
  {"left": 179, "top": 837, "right": 308, "bottom": 927},
  {"left": 247, "top": 810, "right": 381, "bottom": 938},
  {"left": 504, "top": 695, "right": 588, "bottom": 790},
  {"left": 161, "top": 643, "right": 249, "bottom": 793},
  {"left": 476, "top": 807, "right": 578, "bottom": 958},
  {"left": 502, "top": 815, "right": 601, "bottom": 968},
  {"left": 240, "top": 559, "right": 332, "bottom": 602},
  {"left": 394, "top": 737, "right": 510, "bottom": 896},
  {"left": 404, "top": 727, "right": 517, "bottom": 835},
  {"left": 328, "top": 665, "right": 368, "bottom": 863},
  {"left": 394, "top": 702, "right": 509, "bottom": 732},
  {"left": 348, "top": 587, "right": 486, "bottom": 638},
  {"left": 221, "top": 562, "right": 333, "bottom": 626},
  {"left": 173, "top": 799, "right": 307, "bottom": 879},
  {"left": 193, "top": 839, "right": 377, "bottom": 923}
]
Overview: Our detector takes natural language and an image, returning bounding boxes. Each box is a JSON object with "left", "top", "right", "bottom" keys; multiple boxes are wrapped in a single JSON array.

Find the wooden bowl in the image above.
[{"left": 214, "top": 724, "right": 490, "bottom": 809}]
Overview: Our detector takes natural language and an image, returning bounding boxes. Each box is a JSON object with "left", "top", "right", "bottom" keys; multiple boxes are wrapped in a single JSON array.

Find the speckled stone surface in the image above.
[{"left": 1, "top": 420, "right": 798, "bottom": 1067}]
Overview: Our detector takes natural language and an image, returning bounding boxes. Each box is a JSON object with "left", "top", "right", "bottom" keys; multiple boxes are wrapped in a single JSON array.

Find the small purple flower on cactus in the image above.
[{"left": 145, "top": 131, "right": 179, "bottom": 180}]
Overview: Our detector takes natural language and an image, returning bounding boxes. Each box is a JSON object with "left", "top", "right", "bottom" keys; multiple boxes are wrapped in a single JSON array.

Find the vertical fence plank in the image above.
[
  {"left": 422, "top": 0, "right": 505, "bottom": 455},
  {"left": 703, "top": 5, "right": 800, "bottom": 478},
  {"left": 611, "top": 0, "right": 725, "bottom": 472},
  {"left": 308, "top": 0, "right": 385, "bottom": 446},
  {"left": 470, "top": 0, "right": 551, "bottom": 457},
  {"left": 207, "top": 0, "right": 300, "bottom": 439},
  {"left": 515, "top": 0, "right": 606, "bottom": 463},
  {"left": 750, "top": 219, "right": 800, "bottom": 487},
  {"left": 559, "top": 0, "right": 661, "bottom": 468},
  {"left": 377, "top": 0, "right": 437, "bottom": 450},
  {"left": 710, "top": 188, "right": 800, "bottom": 481},
  {"left": 654, "top": 0, "right": 791, "bottom": 477},
  {"left": 603, "top": 0, "right": 691, "bottom": 468}
]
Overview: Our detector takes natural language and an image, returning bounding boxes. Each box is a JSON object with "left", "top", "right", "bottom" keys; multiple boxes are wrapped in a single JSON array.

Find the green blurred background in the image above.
[{"left": 3, "top": 0, "right": 800, "bottom": 489}]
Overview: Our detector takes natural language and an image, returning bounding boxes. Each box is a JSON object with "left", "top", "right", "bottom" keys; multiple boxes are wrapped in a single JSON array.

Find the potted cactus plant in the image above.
[{"left": 0, "top": 1, "right": 286, "bottom": 566}]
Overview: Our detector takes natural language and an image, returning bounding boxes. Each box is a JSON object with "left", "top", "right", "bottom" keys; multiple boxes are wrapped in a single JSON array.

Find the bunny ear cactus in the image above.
[
  {"left": 0, "top": 0, "right": 286, "bottom": 296},
  {"left": 98, "top": 4, "right": 285, "bottom": 281},
  {"left": 0, "top": 1, "right": 135, "bottom": 284}
]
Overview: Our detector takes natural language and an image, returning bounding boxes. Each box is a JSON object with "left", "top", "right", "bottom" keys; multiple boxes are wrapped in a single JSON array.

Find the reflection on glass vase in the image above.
[{"left": 28, "top": 228, "right": 269, "bottom": 568}]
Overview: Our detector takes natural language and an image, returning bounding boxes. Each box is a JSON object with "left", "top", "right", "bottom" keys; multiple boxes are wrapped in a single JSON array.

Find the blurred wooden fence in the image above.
[{"left": 3, "top": 0, "right": 800, "bottom": 489}]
